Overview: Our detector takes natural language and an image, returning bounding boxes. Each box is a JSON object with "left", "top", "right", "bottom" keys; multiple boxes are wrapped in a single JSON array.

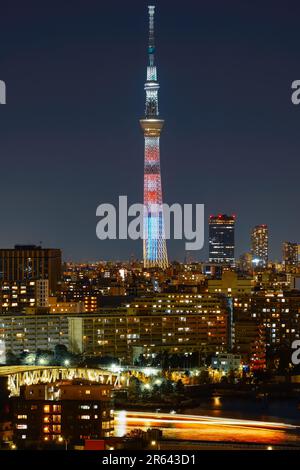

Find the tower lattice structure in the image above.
[{"left": 140, "top": 5, "right": 168, "bottom": 270}]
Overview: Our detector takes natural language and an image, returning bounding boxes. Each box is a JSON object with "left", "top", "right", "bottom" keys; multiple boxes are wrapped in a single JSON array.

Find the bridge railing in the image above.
[{"left": 0, "top": 366, "right": 125, "bottom": 396}]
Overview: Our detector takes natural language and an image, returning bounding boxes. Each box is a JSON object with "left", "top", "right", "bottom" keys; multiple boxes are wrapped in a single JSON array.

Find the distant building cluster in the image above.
[{"left": 0, "top": 235, "right": 300, "bottom": 376}]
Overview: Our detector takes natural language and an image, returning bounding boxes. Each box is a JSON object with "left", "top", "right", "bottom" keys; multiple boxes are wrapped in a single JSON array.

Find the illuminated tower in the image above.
[{"left": 140, "top": 5, "right": 168, "bottom": 270}]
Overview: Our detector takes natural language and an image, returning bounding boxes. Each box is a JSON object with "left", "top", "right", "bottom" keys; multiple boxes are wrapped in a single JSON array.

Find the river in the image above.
[{"left": 114, "top": 397, "right": 300, "bottom": 447}]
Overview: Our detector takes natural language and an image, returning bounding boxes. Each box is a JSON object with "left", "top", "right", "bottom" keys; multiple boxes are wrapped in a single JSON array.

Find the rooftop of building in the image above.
[
  {"left": 20, "top": 380, "right": 113, "bottom": 401},
  {"left": 209, "top": 214, "right": 236, "bottom": 221}
]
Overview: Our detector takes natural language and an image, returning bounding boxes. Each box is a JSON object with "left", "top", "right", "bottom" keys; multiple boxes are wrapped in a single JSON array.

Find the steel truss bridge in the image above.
[{"left": 0, "top": 366, "right": 124, "bottom": 396}]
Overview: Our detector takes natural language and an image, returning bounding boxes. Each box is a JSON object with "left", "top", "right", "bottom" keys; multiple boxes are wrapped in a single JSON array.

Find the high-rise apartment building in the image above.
[
  {"left": 0, "top": 314, "right": 69, "bottom": 357},
  {"left": 282, "top": 241, "right": 298, "bottom": 267},
  {"left": 233, "top": 319, "right": 266, "bottom": 370},
  {"left": 208, "top": 215, "right": 236, "bottom": 265},
  {"left": 232, "top": 290, "right": 300, "bottom": 369},
  {"left": 249, "top": 291, "right": 300, "bottom": 349},
  {"left": 69, "top": 293, "right": 229, "bottom": 361},
  {"left": 251, "top": 225, "right": 268, "bottom": 268},
  {"left": 0, "top": 245, "right": 61, "bottom": 294},
  {"left": 238, "top": 252, "right": 253, "bottom": 273},
  {"left": 0, "top": 293, "right": 229, "bottom": 362}
]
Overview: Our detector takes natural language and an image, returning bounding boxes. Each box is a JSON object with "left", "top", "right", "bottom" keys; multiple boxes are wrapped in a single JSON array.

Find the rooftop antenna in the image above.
[{"left": 148, "top": 5, "right": 155, "bottom": 66}]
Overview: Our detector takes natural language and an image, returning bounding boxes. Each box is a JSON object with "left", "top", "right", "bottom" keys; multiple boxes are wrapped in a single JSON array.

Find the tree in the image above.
[
  {"left": 5, "top": 350, "right": 19, "bottom": 365},
  {"left": 161, "top": 379, "right": 174, "bottom": 395},
  {"left": 135, "top": 354, "right": 146, "bottom": 367},
  {"left": 128, "top": 376, "right": 142, "bottom": 400},
  {"left": 227, "top": 369, "right": 236, "bottom": 385},
  {"left": 54, "top": 344, "right": 69, "bottom": 363},
  {"left": 220, "top": 375, "right": 228, "bottom": 385},
  {"left": 198, "top": 369, "right": 211, "bottom": 384},
  {"left": 20, "top": 351, "right": 36, "bottom": 365}
]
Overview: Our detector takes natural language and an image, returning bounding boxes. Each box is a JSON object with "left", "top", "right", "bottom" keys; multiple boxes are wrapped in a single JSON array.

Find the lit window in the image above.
[
  {"left": 102, "top": 421, "right": 112, "bottom": 429},
  {"left": 16, "top": 424, "right": 27, "bottom": 429}
]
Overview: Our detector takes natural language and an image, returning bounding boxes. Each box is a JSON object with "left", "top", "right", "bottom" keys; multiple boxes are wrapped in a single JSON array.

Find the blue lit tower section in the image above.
[{"left": 140, "top": 6, "right": 168, "bottom": 269}]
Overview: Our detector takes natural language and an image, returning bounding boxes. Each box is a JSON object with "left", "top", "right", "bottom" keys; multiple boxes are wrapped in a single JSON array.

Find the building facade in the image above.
[
  {"left": 282, "top": 241, "right": 298, "bottom": 268},
  {"left": 211, "top": 353, "right": 242, "bottom": 373},
  {"left": 209, "top": 215, "right": 235, "bottom": 265},
  {"left": 0, "top": 314, "right": 69, "bottom": 356},
  {"left": 208, "top": 270, "right": 254, "bottom": 295},
  {"left": 249, "top": 290, "right": 300, "bottom": 349},
  {"left": 0, "top": 281, "right": 38, "bottom": 313},
  {"left": 232, "top": 290, "right": 300, "bottom": 368},
  {"left": 69, "top": 293, "right": 229, "bottom": 361},
  {"left": 0, "top": 246, "right": 61, "bottom": 294},
  {"left": 0, "top": 293, "right": 229, "bottom": 363},
  {"left": 233, "top": 318, "right": 266, "bottom": 370},
  {"left": 13, "top": 381, "right": 114, "bottom": 448},
  {"left": 251, "top": 225, "right": 268, "bottom": 268}
]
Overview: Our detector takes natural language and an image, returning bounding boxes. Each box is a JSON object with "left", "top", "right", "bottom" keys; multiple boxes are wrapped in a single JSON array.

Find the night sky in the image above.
[{"left": 1, "top": 0, "right": 300, "bottom": 262}]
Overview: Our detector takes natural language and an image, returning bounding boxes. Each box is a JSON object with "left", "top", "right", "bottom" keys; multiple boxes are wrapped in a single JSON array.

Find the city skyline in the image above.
[
  {"left": 2, "top": 1, "right": 300, "bottom": 455},
  {"left": 1, "top": 0, "right": 300, "bottom": 261}
]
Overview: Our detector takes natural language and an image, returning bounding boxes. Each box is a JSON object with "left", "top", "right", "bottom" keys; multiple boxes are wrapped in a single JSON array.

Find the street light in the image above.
[
  {"left": 58, "top": 436, "right": 68, "bottom": 450},
  {"left": 150, "top": 440, "right": 159, "bottom": 450},
  {"left": 39, "top": 357, "right": 47, "bottom": 365}
]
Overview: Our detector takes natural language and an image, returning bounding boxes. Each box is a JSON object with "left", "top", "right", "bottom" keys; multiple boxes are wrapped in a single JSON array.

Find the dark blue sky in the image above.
[{"left": 1, "top": 0, "right": 300, "bottom": 262}]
